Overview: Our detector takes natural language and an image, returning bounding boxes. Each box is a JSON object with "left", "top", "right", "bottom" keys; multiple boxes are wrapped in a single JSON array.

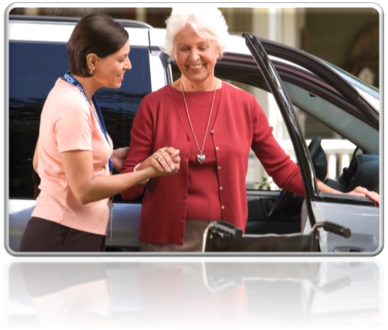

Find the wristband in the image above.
[{"left": 134, "top": 163, "right": 150, "bottom": 185}]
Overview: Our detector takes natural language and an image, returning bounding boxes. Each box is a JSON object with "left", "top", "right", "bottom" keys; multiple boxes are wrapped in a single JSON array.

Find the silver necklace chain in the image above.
[{"left": 181, "top": 80, "right": 217, "bottom": 164}]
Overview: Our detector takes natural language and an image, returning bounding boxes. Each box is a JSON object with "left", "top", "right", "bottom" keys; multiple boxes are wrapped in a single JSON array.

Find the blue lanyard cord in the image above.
[{"left": 64, "top": 72, "right": 113, "bottom": 173}]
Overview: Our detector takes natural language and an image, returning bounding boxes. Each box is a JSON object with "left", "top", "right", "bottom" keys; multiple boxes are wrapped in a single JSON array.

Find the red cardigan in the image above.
[{"left": 121, "top": 82, "right": 305, "bottom": 245}]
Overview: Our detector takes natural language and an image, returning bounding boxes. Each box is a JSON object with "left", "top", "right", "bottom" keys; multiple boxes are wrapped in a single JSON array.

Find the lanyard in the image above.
[{"left": 64, "top": 72, "right": 113, "bottom": 173}]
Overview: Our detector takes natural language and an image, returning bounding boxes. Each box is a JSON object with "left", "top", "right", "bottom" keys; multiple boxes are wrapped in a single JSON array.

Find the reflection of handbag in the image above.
[{"left": 339, "top": 154, "right": 379, "bottom": 193}]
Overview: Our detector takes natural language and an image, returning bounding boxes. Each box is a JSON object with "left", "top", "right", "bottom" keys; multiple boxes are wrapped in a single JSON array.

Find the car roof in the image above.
[
  {"left": 9, "top": 14, "right": 153, "bottom": 29},
  {"left": 8, "top": 15, "right": 150, "bottom": 47}
]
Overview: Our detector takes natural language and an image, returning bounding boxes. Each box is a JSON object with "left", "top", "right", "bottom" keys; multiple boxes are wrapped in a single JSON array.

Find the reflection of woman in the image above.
[
  {"left": 20, "top": 263, "right": 118, "bottom": 326},
  {"left": 120, "top": 8, "right": 379, "bottom": 252},
  {"left": 20, "top": 14, "right": 179, "bottom": 252},
  {"left": 140, "top": 263, "right": 248, "bottom": 326}
]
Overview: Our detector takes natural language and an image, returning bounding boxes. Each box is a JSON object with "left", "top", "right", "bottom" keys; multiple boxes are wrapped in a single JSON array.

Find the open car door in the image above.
[
  {"left": 204, "top": 34, "right": 380, "bottom": 254},
  {"left": 246, "top": 34, "right": 380, "bottom": 254}
]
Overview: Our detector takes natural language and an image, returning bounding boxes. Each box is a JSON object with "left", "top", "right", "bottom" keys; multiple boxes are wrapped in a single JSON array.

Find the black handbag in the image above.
[{"left": 203, "top": 221, "right": 351, "bottom": 253}]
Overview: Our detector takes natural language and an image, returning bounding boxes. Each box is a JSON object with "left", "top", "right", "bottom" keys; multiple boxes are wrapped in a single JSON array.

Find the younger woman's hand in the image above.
[
  {"left": 346, "top": 186, "right": 379, "bottom": 206},
  {"left": 112, "top": 147, "right": 129, "bottom": 171}
]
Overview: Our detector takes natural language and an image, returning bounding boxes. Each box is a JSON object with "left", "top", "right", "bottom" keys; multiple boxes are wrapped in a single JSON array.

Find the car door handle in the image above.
[
  {"left": 313, "top": 221, "right": 352, "bottom": 238},
  {"left": 322, "top": 276, "right": 352, "bottom": 293}
]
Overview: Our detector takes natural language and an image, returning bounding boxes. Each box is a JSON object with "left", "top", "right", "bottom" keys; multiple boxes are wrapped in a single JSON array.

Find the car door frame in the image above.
[{"left": 243, "top": 34, "right": 380, "bottom": 254}]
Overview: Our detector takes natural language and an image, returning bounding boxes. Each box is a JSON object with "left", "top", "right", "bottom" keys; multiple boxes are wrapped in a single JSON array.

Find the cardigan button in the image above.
[
  {"left": 211, "top": 129, "right": 215, "bottom": 134},
  {"left": 218, "top": 166, "right": 221, "bottom": 170},
  {"left": 221, "top": 205, "right": 225, "bottom": 210},
  {"left": 219, "top": 186, "right": 223, "bottom": 190},
  {"left": 215, "top": 147, "right": 220, "bottom": 151}
]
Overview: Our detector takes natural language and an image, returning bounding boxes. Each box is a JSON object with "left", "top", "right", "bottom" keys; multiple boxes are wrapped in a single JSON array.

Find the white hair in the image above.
[{"left": 162, "top": 7, "right": 229, "bottom": 61}]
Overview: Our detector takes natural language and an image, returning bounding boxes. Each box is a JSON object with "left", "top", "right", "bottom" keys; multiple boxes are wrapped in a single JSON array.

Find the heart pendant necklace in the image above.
[
  {"left": 181, "top": 79, "right": 216, "bottom": 164},
  {"left": 196, "top": 153, "right": 206, "bottom": 164}
]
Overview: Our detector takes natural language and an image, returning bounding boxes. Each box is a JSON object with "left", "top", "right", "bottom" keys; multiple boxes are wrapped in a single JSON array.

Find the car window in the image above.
[
  {"left": 221, "top": 79, "right": 367, "bottom": 188},
  {"left": 212, "top": 54, "right": 379, "bottom": 187},
  {"left": 9, "top": 41, "right": 152, "bottom": 200},
  {"left": 282, "top": 81, "right": 379, "bottom": 155}
]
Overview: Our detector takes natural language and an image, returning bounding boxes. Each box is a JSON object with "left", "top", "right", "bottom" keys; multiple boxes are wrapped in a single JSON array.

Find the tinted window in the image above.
[{"left": 9, "top": 41, "right": 151, "bottom": 199}]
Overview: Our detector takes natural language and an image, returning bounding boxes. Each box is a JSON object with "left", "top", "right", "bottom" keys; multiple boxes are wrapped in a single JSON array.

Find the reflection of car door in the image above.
[
  {"left": 243, "top": 34, "right": 380, "bottom": 253},
  {"left": 300, "top": 262, "right": 381, "bottom": 326}
]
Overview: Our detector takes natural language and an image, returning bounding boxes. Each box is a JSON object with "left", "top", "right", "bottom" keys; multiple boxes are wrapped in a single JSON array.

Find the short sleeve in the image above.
[{"left": 54, "top": 100, "right": 93, "bottom": 153}]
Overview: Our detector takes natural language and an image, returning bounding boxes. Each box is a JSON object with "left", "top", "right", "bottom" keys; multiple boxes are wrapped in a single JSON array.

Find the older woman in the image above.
[{"left": 120, "top": 8, "right": 379, "bottom": 252}]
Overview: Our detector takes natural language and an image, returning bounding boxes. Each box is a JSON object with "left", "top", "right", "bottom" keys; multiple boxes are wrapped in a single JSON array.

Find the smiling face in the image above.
[
  {"left": 93, "top": 40, "right": 132, "bottom": 89},
  {"left": 174, "top": 24, "right": 221, "bottom": 90}
]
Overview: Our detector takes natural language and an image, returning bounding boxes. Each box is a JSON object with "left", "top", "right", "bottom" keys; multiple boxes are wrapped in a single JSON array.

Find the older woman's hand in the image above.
[
  {"left": 140, "top": 147, "right": 181, "bottom": 178},
  {"left": 346, "top": 186, "right": 379, "bottom": 206},
  {"left": 112, "top": 147, "right": 129, "bottom": 171}
]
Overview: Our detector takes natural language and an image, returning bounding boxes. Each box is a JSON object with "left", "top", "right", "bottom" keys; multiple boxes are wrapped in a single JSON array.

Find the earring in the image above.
[{"left": 90, "top": 70, "right": 93, "bottom": 75}]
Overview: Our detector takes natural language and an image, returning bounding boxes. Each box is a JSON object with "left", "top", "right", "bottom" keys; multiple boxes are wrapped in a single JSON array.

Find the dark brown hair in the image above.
[{"left": 67, "top": 14, "right": 129, "bottom": 77}]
